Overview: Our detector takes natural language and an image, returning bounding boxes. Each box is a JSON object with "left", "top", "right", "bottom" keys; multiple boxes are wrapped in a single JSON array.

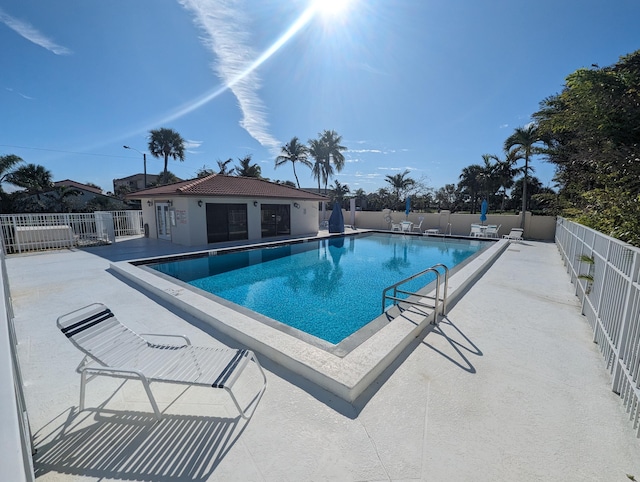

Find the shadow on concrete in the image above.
[
  {"left": 33, "top": 406, "right": 245, "bottom": 481},
  {"left": 421, "top": 316, "right": 483, "bottom": 374}
]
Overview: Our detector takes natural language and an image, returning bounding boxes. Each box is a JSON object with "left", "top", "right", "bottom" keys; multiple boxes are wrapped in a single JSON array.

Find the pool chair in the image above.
[
  {"left": 502, "top": 228, "right": 524, "bottom": 242},
  {"left": 57, "top": 303, "right": 267, "bottom": 420},
  {"left": 469, "top": 224, "right": 484, "bottom": 237},
  {"left": 485, "top": 224, "right": 501, "bottom": 238},
  {"left": 412, "top": 216, "right": 424, "bottom": 233}
]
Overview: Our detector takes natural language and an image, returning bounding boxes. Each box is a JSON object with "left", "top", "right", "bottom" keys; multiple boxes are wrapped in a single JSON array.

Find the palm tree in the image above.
[
  {"left": 196, "top": 165, "right": 215, "bottom": 178},
  {"left": 328, "top": 180, "right": 350, "bottom": 206},
  {"left": 49, "top": 185, "right": 81, "bottom": 212},
  {"left": 275, "top": 137, "right": 312, "bottom": 188},
  {"left": 308, "top": 138, "right": 327, "bottom": 192},
  {"left": 308, "top": 130, "right": 347, "bottom": 193},
  {"left": 385, "top": 170, "right": 416, "bottom": 209},
  {"left": 216, "top": 158, "right": 235, "bottom": 175},
  {"left": 504, "top": 124, "right": 541, "bottom": 227},
  {"left": 235, "top": 154, "right": 261, "bottom": 178},
  {"left": 148, "top": 128, "right": 186, "bottom": 184},
  {"left": 458, "top": 165, "right": 483, "bottom": 213},
  {"left": 0, "top": 154, "right": 23, "bottom": 189},
  {"left": 7, "top": 163, "right": 53, "bottom": 201},
  {"left": 492, "top": 148, "right": 524, "bottom": 212}
]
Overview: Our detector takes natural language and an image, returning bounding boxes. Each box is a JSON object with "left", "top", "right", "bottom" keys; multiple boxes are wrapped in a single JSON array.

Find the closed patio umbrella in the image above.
[
  {"left": 480, "top": 199, "right": 488, "bottom": 224},
  {"left": 405, "top": 196, "right": 411, "bottom": 219}
]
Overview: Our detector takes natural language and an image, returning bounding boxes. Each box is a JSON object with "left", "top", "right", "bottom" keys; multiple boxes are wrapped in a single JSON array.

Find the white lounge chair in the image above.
[
  {"left": 57, "top": 303, "right": 267, "bottom": 420},
  {"left": 469, "top": 224, "right": 484, "bottom": 237},
  {"left": 502, "top": 228, "right": 524, "bottom": 242},
  {"left": 485, "top": 224, "right": 501, "bottom": 238},
  {"left": 412, "top": 217, "right": 424, "bottom": 233}
]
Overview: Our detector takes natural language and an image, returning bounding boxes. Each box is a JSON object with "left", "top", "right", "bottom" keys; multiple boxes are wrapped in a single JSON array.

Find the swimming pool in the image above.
[{"left": 145, "top": 233, "right": 490, "bottom": 344}]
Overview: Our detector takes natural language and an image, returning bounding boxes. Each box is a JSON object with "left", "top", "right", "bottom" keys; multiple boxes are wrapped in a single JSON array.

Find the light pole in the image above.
[{"left": 123, "top": 145, "right": 147, "bottom": 189}]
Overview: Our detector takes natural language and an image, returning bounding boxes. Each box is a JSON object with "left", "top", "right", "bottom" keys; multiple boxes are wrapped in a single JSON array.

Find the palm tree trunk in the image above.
[{"left": 292, "top": 164, "right": 300, "bottom": 188}]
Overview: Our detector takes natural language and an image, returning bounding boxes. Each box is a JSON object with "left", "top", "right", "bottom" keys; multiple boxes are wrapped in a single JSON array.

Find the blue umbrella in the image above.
[
  {"left": 480, "top": 199, "right": 488, "bottom": 224},
  {"left": 405, "top": 196, "right": 411, "bottom": 219}
]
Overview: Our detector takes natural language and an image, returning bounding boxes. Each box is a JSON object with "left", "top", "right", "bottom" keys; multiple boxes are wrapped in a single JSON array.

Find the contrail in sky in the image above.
[
  {"left": 177, "top": 0, "right": 318, "bottom": 153},
  {"left": 0, "top": 8, "right": 71, "bottom": 55}
]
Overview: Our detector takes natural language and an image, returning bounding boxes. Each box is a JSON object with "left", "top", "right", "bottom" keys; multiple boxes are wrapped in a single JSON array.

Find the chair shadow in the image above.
[
  {"left": 421, "top": 316, "right": 483, "bottom": 373},
  {"left": 33, "top": 405, "right": 245, "bottom": 481}
]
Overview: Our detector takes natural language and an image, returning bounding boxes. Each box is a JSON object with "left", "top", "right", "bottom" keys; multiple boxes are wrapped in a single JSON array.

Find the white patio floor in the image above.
[{"left": 8, "top": 236, "right": 640, "bottom": 481}]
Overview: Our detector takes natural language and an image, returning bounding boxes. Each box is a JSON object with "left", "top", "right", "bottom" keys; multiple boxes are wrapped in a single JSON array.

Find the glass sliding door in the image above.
[
  {"left": 205, "top": 203, "right": 248, "bottom": 243},
  {"left": 260, "top": 204, "right": 290, "bottom": 237}
]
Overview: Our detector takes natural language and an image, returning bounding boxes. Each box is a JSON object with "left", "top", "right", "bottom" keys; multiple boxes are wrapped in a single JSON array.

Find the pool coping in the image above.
[{"left": 110, "top": 237, "right": 510, "bottom": 403}]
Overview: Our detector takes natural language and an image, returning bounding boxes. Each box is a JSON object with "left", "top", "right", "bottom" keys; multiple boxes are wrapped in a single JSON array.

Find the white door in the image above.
[{"left": 155, "top": 203, "right": 171, "bottom": 240}]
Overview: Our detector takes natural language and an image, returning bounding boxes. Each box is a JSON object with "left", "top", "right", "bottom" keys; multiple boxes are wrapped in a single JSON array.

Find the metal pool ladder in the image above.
[{"left": 381, "top": 263, "right": 449, "bottom": 323}]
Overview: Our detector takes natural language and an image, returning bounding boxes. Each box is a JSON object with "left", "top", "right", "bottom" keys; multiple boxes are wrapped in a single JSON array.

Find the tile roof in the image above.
[
  {"left": 53, "top": 180, "right": 103, "bottom": 195},
  {"left": 126, "top": 174, "right": 328, "bottom": 201}
]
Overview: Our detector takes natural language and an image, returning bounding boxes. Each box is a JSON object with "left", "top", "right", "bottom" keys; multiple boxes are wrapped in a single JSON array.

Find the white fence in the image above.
[
  {"left": 0, "top": 246, "right": 35, "bottom": 480},
  {"left": 555, "top": 217, "right": 640, "bottom": 436},
  {"left": 0, "top": 211, "right": 143, "bottom": 254}
]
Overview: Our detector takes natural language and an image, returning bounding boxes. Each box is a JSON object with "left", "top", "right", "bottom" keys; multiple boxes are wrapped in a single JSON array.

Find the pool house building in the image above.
[{"left": 128, "top": 174, "right": 328, "bottom": 246}]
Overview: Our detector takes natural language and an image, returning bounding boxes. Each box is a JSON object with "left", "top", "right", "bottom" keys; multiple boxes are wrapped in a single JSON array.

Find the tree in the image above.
[
  {"left": 385, "top": 170, "right": 415, "bottom": 210},
  {"left": 48, "top": 185, "right": 81, "bottom": 212},
  {"left": 435, "top": 184, "right": 462, "bottom": 212},
  {"left": 328, "top": 180, "right": 350, "bottom": 207},
  {"left": 0, "top": 154, "right": 23, "bottom": 189},
  {"left": 308, "top": 130, "right": 347, "bottom": 193},
  {"left": 275, "top": 137, "right": 312, "bottom": 188},
  {"left": 7, "top": 163, "right": 53, "bottom": 200},
  {"left": 308, "top": 138, "right": 327, "bottom": 192},
  {"left": 148, "top": 128, "right": 186, "bottom": 184},
  {"left": 458, "top": 164, "right": 483, "bottom": 213},
  {"left": 504, "top": 124, "right": 542, "bottom": 227},
  {"left": 235, "top": 154, "right": 261, "bottom": 178},
  {"left": 196, "top": 165, "right": 215, "bottom": 178},
  {"left": 491, "top": 148, "right": 524, "bottom": 212},
  {"left": 216, "top": 158, "right": 235, "bottom": 175},
  {"left": 533, "top": 50, "right": 640, "bottom": 244}
]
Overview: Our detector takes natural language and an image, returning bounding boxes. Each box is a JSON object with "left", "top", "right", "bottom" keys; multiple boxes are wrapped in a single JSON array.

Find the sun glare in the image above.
[{"left": 312, "top": 0, "right": 353, "bottom": 17}]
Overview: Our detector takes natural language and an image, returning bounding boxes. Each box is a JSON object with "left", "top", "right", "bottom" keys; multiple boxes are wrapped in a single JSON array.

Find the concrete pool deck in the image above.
[{"left": 8, "top": 235, "right": 640, "bottom": 481}]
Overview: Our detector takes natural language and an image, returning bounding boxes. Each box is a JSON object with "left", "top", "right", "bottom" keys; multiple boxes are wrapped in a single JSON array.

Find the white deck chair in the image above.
[
  {"left": 412, "top": 217, "right": 424, "bottom": 233},
  {"left": 469, "top": 224, "right": 483, "bottom": 237},
  {"left": 485, "top": 224, "right": 501, "bottom": 238},
  {"left": 502, "top": 228, "right": 524, "bottom": 242},
  {"left": 57, "top": 303, "right": 267, "bottom": 420}
]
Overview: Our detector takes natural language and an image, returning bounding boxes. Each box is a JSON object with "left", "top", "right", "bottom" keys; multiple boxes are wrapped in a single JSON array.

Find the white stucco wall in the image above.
[{"left": 141, "top": 196, "right": 321, "bottom": 246}]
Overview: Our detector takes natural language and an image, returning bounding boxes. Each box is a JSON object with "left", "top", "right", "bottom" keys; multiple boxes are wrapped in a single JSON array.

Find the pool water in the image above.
[{"left": 148, "top": 233, "right": 489, "bottom": 344}]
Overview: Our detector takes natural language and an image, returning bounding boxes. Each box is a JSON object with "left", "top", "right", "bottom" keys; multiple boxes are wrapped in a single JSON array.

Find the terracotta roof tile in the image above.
[{"left": 127, "top": 174, "right": 328, "bottom": 201}]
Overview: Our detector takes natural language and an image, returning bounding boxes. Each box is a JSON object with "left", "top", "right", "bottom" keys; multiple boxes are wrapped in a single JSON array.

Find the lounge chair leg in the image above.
[
  {"left": 139, "top": 379, "right": 162, "bottom": 421},
  {"left": 79, "top": 368, "right": 87, "bottom": 411},
  {"left": 225, "top": 353, "right": 268, "bottom": 419}
]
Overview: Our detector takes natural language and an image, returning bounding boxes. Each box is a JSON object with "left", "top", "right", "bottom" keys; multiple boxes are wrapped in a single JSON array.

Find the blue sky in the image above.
[{"left": 1, "top": 0, "right": 639, "bottom": 195}]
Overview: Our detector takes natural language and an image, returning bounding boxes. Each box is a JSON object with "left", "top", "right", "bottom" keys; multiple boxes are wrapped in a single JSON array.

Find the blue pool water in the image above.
[{"left": 148, "top": 233, "right": 489, "bottom": 344}]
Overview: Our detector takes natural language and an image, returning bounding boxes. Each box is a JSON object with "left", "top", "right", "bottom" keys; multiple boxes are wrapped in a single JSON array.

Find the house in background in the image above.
[
  {"left": 23, "top": 180, "right": 128, "bottom": 212},
  {"left": 113, "top": 173, "right": 162, "bottom": 194},
  {"left": 127, "top": 174, "right": 328, "bottom": 246}
]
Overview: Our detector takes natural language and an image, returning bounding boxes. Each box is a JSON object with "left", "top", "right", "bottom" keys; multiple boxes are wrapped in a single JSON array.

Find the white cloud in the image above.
[
  {"left": 350, "top": 148, "right": 383, "bottom": 154},
  {"left": 184, "top": 139, "right": 203, "bottom": 149},
  {"left": 0, "top": 8, "right": 71, "bottom": 55},
  {"left": 178, "top": 0, "right": 281, "bottom": 153}
]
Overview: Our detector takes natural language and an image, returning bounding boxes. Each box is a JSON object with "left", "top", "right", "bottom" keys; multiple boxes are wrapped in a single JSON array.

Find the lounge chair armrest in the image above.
[{"left": 139, "top": 333, "right": 192, "bottom": 346}]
